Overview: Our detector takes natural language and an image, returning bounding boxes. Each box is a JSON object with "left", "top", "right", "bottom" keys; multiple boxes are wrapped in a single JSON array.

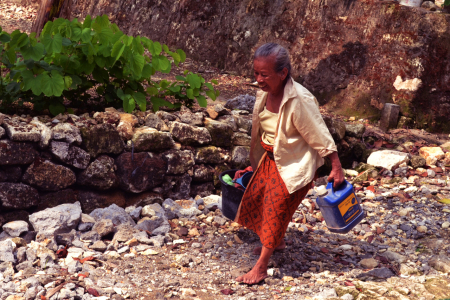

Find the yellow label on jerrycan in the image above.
[{"left": 316, "top": 180, "right": 365, "bottom": 234}]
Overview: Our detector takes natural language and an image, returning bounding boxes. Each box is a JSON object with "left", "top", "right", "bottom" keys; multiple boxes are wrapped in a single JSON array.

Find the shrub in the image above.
[{"left": 0, "top": 15, "right": 220, "bottom": 115}]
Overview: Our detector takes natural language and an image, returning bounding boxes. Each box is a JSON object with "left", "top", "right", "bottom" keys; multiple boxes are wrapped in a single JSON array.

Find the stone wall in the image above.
[
  {"left": 0, "top": 105, "right": 252, "bottom": 230},
  {"left": 66, "top": 0, "right": 450, "bottom": 129}
]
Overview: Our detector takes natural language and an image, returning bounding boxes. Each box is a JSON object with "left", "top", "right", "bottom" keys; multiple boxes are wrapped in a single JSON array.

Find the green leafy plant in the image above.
[{"left": 0, "top": 15, "right": 220, "bottom": 115}]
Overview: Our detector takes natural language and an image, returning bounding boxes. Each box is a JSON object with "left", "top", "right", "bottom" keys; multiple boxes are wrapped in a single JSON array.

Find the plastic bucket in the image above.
[
  {"left": 399, "top": 0, "right": 423, "bottom": 7},
  {"left": 219, "top": 169, "right": 245, "bottom": 220}
]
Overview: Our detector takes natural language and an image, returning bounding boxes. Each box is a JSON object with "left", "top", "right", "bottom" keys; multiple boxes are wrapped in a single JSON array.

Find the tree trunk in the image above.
[{"left": 31, "top": 0, "right": 70, "bottom": 36}]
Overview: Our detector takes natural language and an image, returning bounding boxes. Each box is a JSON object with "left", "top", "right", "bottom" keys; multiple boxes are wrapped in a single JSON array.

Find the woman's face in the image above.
[{"left": 253, "top": 56, "right": 287, "bottom": 96}]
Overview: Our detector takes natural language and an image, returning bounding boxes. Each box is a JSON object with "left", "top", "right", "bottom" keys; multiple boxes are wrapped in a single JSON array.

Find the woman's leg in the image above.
[
  {"left": 252, "top": 239, "right": 286, "bottom": 255},
  {"left": 236, "top": 245, "right": 274, "bottom": 284}
]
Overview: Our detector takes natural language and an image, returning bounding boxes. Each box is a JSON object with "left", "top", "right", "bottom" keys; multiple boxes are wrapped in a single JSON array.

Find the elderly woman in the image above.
[{"left": 234, "top": 43, "right": 345, "bottom": 284}]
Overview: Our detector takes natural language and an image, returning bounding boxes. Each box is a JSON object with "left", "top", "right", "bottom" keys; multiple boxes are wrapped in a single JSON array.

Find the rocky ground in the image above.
[{"left": 2, "top": 142, "right": 450, "bottom": 300}]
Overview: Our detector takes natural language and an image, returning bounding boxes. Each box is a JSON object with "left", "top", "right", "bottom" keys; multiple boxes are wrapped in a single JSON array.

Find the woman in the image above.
[{"left": 235, "top": 43, "right": 345, "bottom": 284}]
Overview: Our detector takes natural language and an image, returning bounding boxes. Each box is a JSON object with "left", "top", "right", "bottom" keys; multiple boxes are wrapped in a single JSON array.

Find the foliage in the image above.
[
  {"left": 0, "top": 15, "right": 220, "bottom": 115},
  {"left": 445, "top": 0, "right": 450, "bottom": 7}
]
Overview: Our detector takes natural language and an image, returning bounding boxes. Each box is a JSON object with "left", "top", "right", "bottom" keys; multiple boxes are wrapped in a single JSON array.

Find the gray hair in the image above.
[{"left": 254, "top": 43, "right": 292, "bottom": 78}]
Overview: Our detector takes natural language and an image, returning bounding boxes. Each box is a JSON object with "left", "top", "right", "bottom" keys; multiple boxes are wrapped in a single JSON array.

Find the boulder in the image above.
[
  {"left": 80, "top": 123, "right": 125, "bottom": 157},
  {"left": 113, "top": 224, "right": 140, "bottom": 242},
  {"left": 0, "top": 240, "right": 16, "bottom": 263},
  {"left": 205, "top": 118, "right": 234, "bottom": 147},
  {"left": 0, "top": 211, "right": 29, "bottom": 230},
  {"left": 135, "top": 216, "right": 164, "bottom": 232},
  {"left": 30, "top": 118, "right": 52, "bottom": 148},
  {"left": 29, "top": 202, "right": 82, "bottom": 235},
  {"left": 162, "top": 150, "right": 195, "bottom": 175},
  {"left": 131, "top": 127, "right": 175, "bottom": 152},
  {"left": 115, "top": 152, "right": 167, "bottom": 193},
  {"left": 169, "top": 121, "right": 212, "bottom": 146},
  {"left": 94, "top": 110, "right": 121, "bottom": 124},
  {"left": 78, "top": 190, "right": 126, "bottom": 213},
  {"left": 2, "top": 221, "right": 28, "bottom": 237},
  {"left": 174, "top": 106, "right": 204, "bottom": 126},
  {"left": 0, "top": 183, "right": 39, "bottom": 209},
  {"left": 162, "top": 198, "right": 201, "bottom": 220},
  {"left": 217, "top": 115, "right": 238, "bottom": 131},
  {"left": 116, "top": 113, "right": 139, "bottom": 140},
  {"left": 141, "top": 203, "right": 165, "bottom": 218},
  {"left": 22, "top": 159, "right": 76, "bottom": 191},
  {"left": 78, "top": 214, "right": 96, "bottom": 232},
  {"left": 366, "top": 150, "right": 409, "bottom": 171},
  {"left": 37, "top": 189, "right": 78, "bottom": 211},
  {"left": 0, "top": 140, "right": 38, "bottom": 165},
  {"left": 231, "top": 146, "right": 251, "bottom": 169},
  {"left": 77, "top": 155, "right": 117, "bottom": 190},
  {"left": 50, "top": 141, "right": 90, "bottom": 169},
  {"left": 92, "top": 219, "right": 115, "bottom": 237},
  {"left": 323, "top": 116, "right": 346, "bottom": 142},
  {"left": 190, "top": 182, "right": 215, "bottom": 198},
  {"left": 90, "top": 204, "right": 136, "bottom": 226},
  {"left": 156, "top": 111, "right": 178, "bottom": 122},
  {"left": 206, "top": 107, "right": 219, "bottom": 119},
  {"left": 225, "top": 94, "right": 256, "bottom": 111},
  {"left": 192, "top": 164, "right": 215, "bottom": 182},
  {"left": 145, "top": 113, "right": 168, "bottom": 131},
  {"left": 51, "top": 123, "right": 82, "bottom": 145},
  {"left": 161, "top": 174, "right": 192, "bottom": 199},
  {"left": 345, "top": 123, "right": 365, "bottom": 138},
  {"left": 234, "top": 115, "right": 252, "bottom": 134},
  {"left": 0, "top": 166, "right": 22, "bottom": 183},
  {"left": 195, "top": 146, "right": 231, "bottom": 164},
  {"left": 3, "top": 122, "right": 41, "bottom": 142},
  {"left": 419, "top": 147, "right": 445, "bottom": 166},
  {"left": 232, "top": 132, "right": 251, "bottom": 146}
]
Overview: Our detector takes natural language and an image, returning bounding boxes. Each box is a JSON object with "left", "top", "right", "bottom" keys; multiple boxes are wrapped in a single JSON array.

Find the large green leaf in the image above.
[
  {"left": 111, "top": 40, "right": 126, "bottom": 61},
  {"left": 186, "top": 88, "right": 194, "bottom": 99},
  {"left": 196, "top": 95, "right": 207, "bottom": 107},
  {"left": 0, "top": 32, "right": 11, "bottom": 43},
  {"left": 20, "top": 43, "right": 44, "bottom": 61},
  {"left": 10, "top": 32, "right": 28, "bottom": 48},
  {"left": 64, "top": 76, "right": 73, "bottom": 89},
  {"left": 81, "top": 28, "right": 92, "bottom": 43},
  {"left": 132, "top": 37, "right": 144, "bottom": 55},
  {"left": 444, "top": 0, "right": 450, "bottom": 6},
  {"left": 133, "top": 92, "right": 147, "bottom": 111},
  {"left": 97, "top": 27, "right": 114, "bottom": 44},
  {"left": 129, "top": 53, "right": 145, "bottom": 77},
  {"left": 42, "top": 33, "right": 63, "bottom": 54},
  {"left": 206, "top": 90, "right": 217, "bottom": 101},
  {"left": 141, "top": 64, "right": 153, "bottom": 79},
  {"left": 82, "top": 15, "right": 92, "bottom": 29},
  {"left": 176, "top": 49, "right": 186, "bottom": 62},
  {"left": 186, "top": 73, "right": 202, "bottom": 89},
  {"left": 149, "top": 41, "right": 162, "bottom": 56},
  {"left": 41, "top": 70, "right": 65, "bottom": 96},
  {"left": 151, "top": 97, "right": 174, "bottom": 112}
]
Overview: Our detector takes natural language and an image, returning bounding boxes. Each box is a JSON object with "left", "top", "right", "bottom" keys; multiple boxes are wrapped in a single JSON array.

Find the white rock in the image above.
[
  {"left": 312, "top": 288, "right": 338, "bottom": 299},
  {"left": 442, "top": 222, "right": 450, "bottom": 229},
  {"left": 29, "top": 202, "right": 82, "bottom": 235},
  {"left": 202, "top": 194, "right": 221, "bottom": 206},
  {"left": 367, "top": 150, "right": 409, "bottom": 171},
  {"left": 393, "top": 75, "right": 422, "bottom": 92},
  {"left": 341, "top": 294, "right": 354, "bottom": 300},
  {"left": 2, "top": 220, "right": 28, "bottom": 237}
]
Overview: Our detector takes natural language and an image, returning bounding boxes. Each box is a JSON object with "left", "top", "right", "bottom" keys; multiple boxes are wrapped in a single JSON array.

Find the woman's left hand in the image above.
[{"left": 326, "top": 152, "right": 345, "bottom": 188}]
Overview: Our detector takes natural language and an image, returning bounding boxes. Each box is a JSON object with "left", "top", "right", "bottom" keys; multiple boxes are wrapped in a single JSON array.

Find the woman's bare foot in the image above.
[
  {"left": 236, "top": 263, "right": 268, "bottom": 285},
  {"left": 252, "top": 239, "right": 286, "bottom": 255}
]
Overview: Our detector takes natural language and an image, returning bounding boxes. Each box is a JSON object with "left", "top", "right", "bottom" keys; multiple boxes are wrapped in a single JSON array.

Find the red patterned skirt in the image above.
[{"left": 235, "top": 140, "right": 313, "bottom": 249}]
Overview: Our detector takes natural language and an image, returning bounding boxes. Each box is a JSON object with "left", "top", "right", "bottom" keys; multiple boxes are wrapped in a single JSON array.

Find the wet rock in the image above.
[
  {"left": 0, "top": 183, "right": 39, "bottom": 209},
  {"left": 30, "top": 118, "right": 52, "bottom": 148},
  {"left": 162, "top": 150, "right": 195, "bottom": 175},
  {"left": 225, "top": 94, "right": 256, "bottom": 111},
  {"left": 0, "top": 166, "right": 22, "bottom": 183},
  {"left": 345, "top": 123, "right": 365, "bottom": 138},
  {"left": 90, "top": 204, "right": 136, "bottom": 226},
  {"left": 410, "top": 155, "right": 426, "bottom": 168},
  {"left": 162, "top": 174, "right": 192, "bottom": 199},
  {"left": 29, "top": 202, "right": 82, "bottom": 235},
  {"left": 92, "top": 219, "right": 115, "bottom": 237},
  {"left": 0, "top": 140, "right": 38, "bottom": 165},
  {"left": 80, "top": 124, "right": 125, "bottom": 157},
  {"left": 169, "top": 121, "right": 211, "bottom": 146},
  {"left": 204, "top": 118, "right": 233, "bottom": 147},
  {"left": 51, "top": 123, "right": 82, "bottom": 145},
  {"left": 50, "top": 141, "right": 90, "bottom": 169},
  {"left": 174, "top": 106, "right": 204, "bottom": 126},
  {"left": 3, "top": 122, "right": 41, "bottom": 142},
  {"left": 22, "top": 159, "right": 76, "bottom": 191},
  {"left": 231, "top": 146, "right": 251, "bottom": 169},
  {"left": 429, "top": 256, "right": 450, "bottom": 273},
  {"left": 0, "top": 240, "right": 16, "bottom": 263},
  {"left": 419, "top": 147, "right": 445, "bottom": 166},
  {"left": 232, "top": 132, "right": 251, "bottom": 146},
  {"left": 77, "top": 155, "right": 117, "bottom": 190},
  {"left": 145, "top": 113, "right": 168, "bottom": 131},
  {"left": 323, "top": 116, "right": 346, "bottom": 142},
  {"left": 367, "top": 150, "right": 409, "bottom": 170},
  {"left": 192, "top": 164, "right": 215, "bottom": 182},
  {"left": 78, "top": 190, "right": 126, "bottom": 214},
  {"left": 2, "top": 221, "right": 28, "bottom": 237},
  {"left": 131, "top": 127, "right": 175, "bottom": 152},
  {"left": 190, "top": 182, "right": 215, "bottom": 197},
  {"left": 115, "top": 152, "right": 167, "bottom": 193},
  {"left": 195, "top": 146, "right": 231, "bottom": 164}
]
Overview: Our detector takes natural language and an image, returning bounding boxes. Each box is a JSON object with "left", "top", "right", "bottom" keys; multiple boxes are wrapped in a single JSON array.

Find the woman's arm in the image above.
[{"left": 326, "top": 151, "right": 345, "bottom": 188}]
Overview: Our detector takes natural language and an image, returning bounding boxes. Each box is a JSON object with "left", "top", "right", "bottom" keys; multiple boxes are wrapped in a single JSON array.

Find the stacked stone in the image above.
[{"left": 0, "top": 105, "right": 252, "bottom": 231}]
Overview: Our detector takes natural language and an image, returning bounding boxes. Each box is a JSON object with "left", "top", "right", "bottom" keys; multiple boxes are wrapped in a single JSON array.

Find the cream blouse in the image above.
[{"left": 259, "top": 107, "right": 278, "bottom": 146}]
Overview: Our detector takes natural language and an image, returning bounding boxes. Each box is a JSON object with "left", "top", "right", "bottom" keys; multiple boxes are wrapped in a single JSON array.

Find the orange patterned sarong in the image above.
[{"left": 236, "top": 140, "right": 313, "bottom": 249}]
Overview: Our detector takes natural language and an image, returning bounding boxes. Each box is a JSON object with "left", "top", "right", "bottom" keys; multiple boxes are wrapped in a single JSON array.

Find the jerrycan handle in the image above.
[{"left": 326, "top": 180, "right": 348, "bottom": 195}]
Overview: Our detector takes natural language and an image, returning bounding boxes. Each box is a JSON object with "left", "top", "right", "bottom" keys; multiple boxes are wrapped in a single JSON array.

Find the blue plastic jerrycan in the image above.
[{"left": 315, "top": 180, "right": 365, "bottom": 234}]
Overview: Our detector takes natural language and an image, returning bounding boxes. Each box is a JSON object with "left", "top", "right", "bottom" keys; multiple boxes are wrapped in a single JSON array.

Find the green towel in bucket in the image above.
[{"left": 222, "top": 174, "right": 234, "bottom": 186}]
